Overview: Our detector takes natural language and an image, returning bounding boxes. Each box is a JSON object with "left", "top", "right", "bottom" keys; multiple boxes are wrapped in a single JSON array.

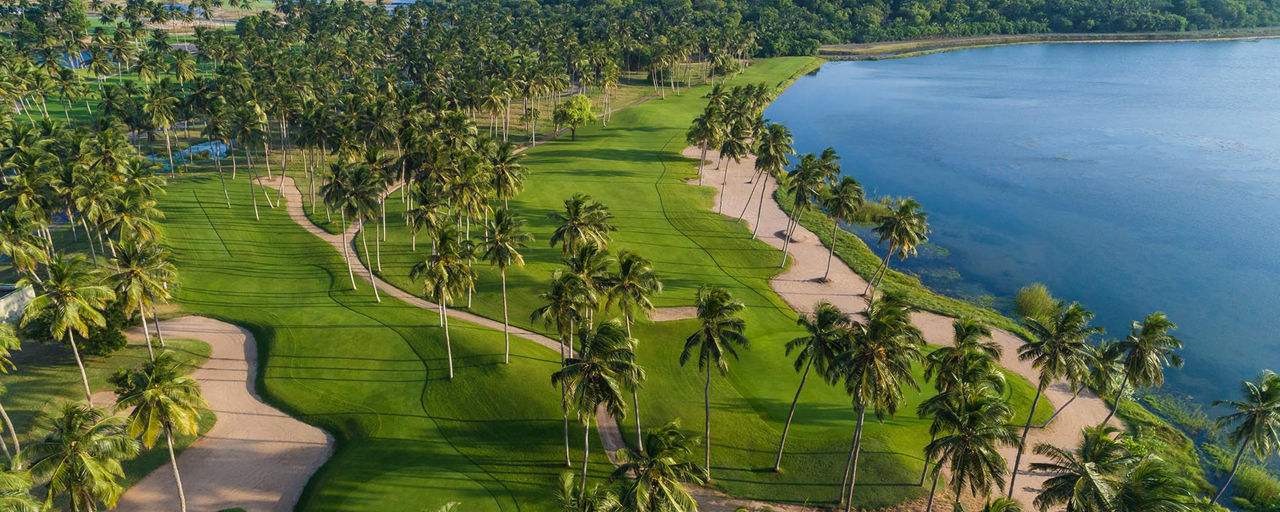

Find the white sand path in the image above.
[
  {"left": 113, "top": 316, "right": 333, "bottom": 512},
  {"left": 690, "top": 145, "right": 1117, "bottom": 509}
]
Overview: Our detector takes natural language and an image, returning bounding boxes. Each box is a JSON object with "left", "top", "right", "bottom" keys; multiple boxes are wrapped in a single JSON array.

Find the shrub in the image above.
[{"left": 1014, "top": 282, "right": 1060, "bottom": 323}]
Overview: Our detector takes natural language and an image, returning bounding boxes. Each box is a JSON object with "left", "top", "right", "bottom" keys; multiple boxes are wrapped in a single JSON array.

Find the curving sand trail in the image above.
[
  {"left": 689, "top": 145, "right": 1116, "bottom": 509},
  {"left": 114, "top": 316, "right": 332, "bottom": 512}
]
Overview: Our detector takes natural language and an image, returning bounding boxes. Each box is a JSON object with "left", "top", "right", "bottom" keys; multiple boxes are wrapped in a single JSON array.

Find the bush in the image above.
[
  {"left": 18, "top": 298, "right": 135, "bottom": 356},
  {"left": 1014, "top": 282, "right": 1060, "bottom": 323},
  {"left": 1231, "top": 465, "right": 1280, "bottom": 511}
]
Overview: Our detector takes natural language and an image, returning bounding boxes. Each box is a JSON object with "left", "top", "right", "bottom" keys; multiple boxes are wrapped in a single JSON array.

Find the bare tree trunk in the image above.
[
  {"left": 1008, "top": 384, "right": 1044, "bottom": 498},
  {"left": 340, "top": 211, "right": 356, "bottom": 289},
  {"left": 360, "top": 220, "right": 381, "bottom": 302},
  {"left": 139, "top": 301, "right": 154, "bottom": 359},
  {"left": 167, "top": 429, "right": 188, "bottom": 512},
  {"left": 501, "top": 270, "right": 510, "bottom": 364},
  {"left": 0, "top": 401, "right": 21, "bottom": 461},
  {"left": 68, "top": 331, "right": 93, "bottom": 404},
  {"left": 441, "top": 302, "right": 453, "bottom": 379},
  {"left": 773, "top": 359, "right": 812, "bottom": 472}
]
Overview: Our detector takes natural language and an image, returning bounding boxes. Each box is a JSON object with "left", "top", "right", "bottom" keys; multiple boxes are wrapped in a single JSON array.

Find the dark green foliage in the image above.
[{"left": 18, "top": 299, "right": 134, "bottom": 356}]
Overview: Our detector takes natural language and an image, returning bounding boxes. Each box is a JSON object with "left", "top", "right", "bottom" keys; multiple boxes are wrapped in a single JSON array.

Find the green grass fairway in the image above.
[
  {"left": 355, "top": 57, "right": 1050, "bottom": 508},
  {"left": 158, "top": 174, "right": 611, "bottom": 512}
]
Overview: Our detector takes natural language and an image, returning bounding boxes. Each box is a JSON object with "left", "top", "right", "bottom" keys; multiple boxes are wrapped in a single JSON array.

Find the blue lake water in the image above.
[{"left": 764, "top": 40, "right": 1280, "bottom": 403}]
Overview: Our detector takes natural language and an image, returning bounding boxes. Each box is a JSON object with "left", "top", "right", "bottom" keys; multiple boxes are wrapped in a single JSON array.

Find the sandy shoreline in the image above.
[{"left": 689, "top": 145, "right": 1116, "bottom": 508}]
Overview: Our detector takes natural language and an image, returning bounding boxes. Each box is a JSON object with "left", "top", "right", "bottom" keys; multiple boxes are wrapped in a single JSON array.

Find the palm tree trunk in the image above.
[
  {"left": 580, "top": 416, "right": 591, "bottom": 501},
  {"left": 149, "top": 291, "right": 166, "bottom": 348},
  {"left": 563, "top": 320, "right": 573, "bottom": 468},
  {"left": 697, "top": 142, "right": 707, "bottom": 186},
  {"left": 1008, "top": 383, "right": 1044, "bottom": 498},
  {"left": 842, "top": 404, "right": 867, "bottom": 512},
  {"left": 625, "top": 314, "right": 643, "bottom": 452},
  {"left": 501, "top": 269, "right": 511, "bottom": 364},
  {"left": 167, "top": 429, "right": 188, "bottom": 512},
  {"left": 340, "top": 211, "right": 356, "bottom": 289},
  {"left": 214, "top": 156, "right": 230, "bottom": 207},
  {"left": 925, "top": 467, "right": 941, "bottom": 512},
  {"left": 863, "top": 249, "right": 893, "bottom": 296},
  {"left": 1213, "top": 439, "right": 1250, "bottom": 504},
  {"left": 717, "top": 157, "right": 729, "bottom": 214},
  {"left": 704, "top": 368, "right": 712, "bottom": 480},
  {"left": 249, "top": 170, "right": 260, "bottom": 221},
  {"left": 919, "top": 431, "right": 937, "bottom": 485},
  {"left": 751, "top": 174, "right": 769, "bottom": 240},
  {"left": 360, "top": 221, "right": 381, "bottom": 302},
  {"left": 1042, "top": 385, "right": 1082, "bottom": 427},
  {"left": 1102, "top": 374, "right": 1129, "bottom": 425},
  {"left": 68, "top": 330, "right": 93, "bottom": 404},
  {"left": 823, "top": 219, "right": 839, "bottom": 281},
  {"left": 138, "top": 301, "right": 154, "bottom": 360},
  {"left": 779, "top": 202, "right": 801, "bottom": 268},
  {"left": 773, "top": 359, "right": 812, "bottom": 472},
  {"left": 441, "top": 301, "right": 454, "bottom": 379},
  {"left": 0, "top": 401, "right": 21, "bottom": 461},
  {"left": 163, "top": 127, "right": 174, "bottom": 172}
]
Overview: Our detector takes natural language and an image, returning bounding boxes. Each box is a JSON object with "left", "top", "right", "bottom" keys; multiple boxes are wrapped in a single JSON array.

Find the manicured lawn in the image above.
[
  {"left": 5, "top": 337, "right": 214, "bottom": 489},
  {"left": 355, "top": 56, "right": 1050, "bottom": 508},
  {"left": 157, "top": 174, "right": 610, "bottom": 512}
]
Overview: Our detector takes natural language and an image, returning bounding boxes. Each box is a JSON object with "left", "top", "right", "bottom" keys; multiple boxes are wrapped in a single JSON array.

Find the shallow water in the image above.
[{"left": 764, "top": 40, "right": 1280, "bottom": 402}]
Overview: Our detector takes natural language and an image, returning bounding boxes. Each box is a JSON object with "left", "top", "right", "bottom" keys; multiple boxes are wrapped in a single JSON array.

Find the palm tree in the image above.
[
  {"left": 603, "top": 251, "right": 661, "bottom": 450},
  {"left": 1211, "top": 370, "right": 1280, "bottom": 505},
  {"left": 486, "top": 141, "right": 526, "bottom": 211},
  {"left": 410, "top": 226, "right": 475, "bottom": 381},
  {"left": 821, "top": 176, "right": 863, "bottom": 281},
  {"left": 321, "top": 162, "right": 359, "bottom": 289},
  {"left": 956, "top": 498, "right": 1024, "bottom": 512},
  {"left": 0, "top": 469, "right": 40, "bottom": 512},
  {"left": 1102, "top": 312, "right": 1184, "bottom": 424},
  {"left": 554, "top": 471, "right": 620, "bottom": 512},
  {"left": 922, "top": 389, "right": 1019, "bottom": 512},
  {"left": 611, "top": 420, "right": 707, "bottom": 512},
  {"left": 778, "top": 154, "right": 825, "bottom": 269},
  {"left": 108, "top": 239, "right": 175, "bottom": 360},
  {"left": 679, "top": 285, "right": 748, "bottom": 480},
  {"left": 550, "top": 194, "right": 616, "bottom": 256},
  {"left": 534, "top": 271, "right": 594, "bottom": 467},
  {"left": 835, "top": 293, "right": 923, "bottom": 511},
  {"left": 715, "top": 125, "right": 749, "bottom": 214},
  {"left": 745, "top": 122, "right": 794, "bottom": 239},
  {"left": 1031, "top": 425, "right": 1133, "bottom": 511},
  {"left": 480, "top": 210, "right": 532, "bottom": 364},
  {"left": 863, "top": 198, "right": 930, "bottom": 295},
  {"left": 552, "top": 321, "right": 639, "bottom": 499},
  {"left": 1111, "top": 457, "right": 1196, "bottom": 512},
  {"left": 686, "top": 113, "right": 719, "bottom": 186},
  {"left": 918, "top": 318, "right": 1004, "bottom": 485},
  {"left": 19, "top": 402, "right": 141, "bottom": 512},
  {"left": 774, "top": 300, "right": 850, "bottom": 472},
  {"left": 1008, "top": 302, "right": 1101, "bottom": 498},
  {"left": 20, "top": 254, "right": 115, "bottom": 403},
  {"left": 0, "top": 324, "right": 23, "bottom": 459},
  {"left": 112, "top": 352, "right": 209, "bottom": 512},
  {"left": 142, "top": 85, "right": 178, "bottom": 172}
]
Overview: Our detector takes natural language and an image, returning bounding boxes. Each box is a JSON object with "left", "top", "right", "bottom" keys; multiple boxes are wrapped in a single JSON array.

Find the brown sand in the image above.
[
  {"left": 688, "top": 146, "right": 1116, "bottom": 509},
  {"left": 114, "top": 316, "right": 333, "bottom": 512}
]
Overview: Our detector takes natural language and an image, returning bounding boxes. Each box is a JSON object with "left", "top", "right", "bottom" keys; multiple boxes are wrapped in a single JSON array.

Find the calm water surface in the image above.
[{"left": 764, "top": 41, "right": 1280, "bottom": 402}]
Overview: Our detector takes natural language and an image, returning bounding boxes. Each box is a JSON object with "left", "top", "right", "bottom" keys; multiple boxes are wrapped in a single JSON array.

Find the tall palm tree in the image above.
[
  {"left": 410, "top": 226, "right": 474, "bottom": 381},
  {"left": 552, "top": 321, "right": 639, "bottom": 499},
  {"left": 534, "top": 271, "right": 594, "bottom": 467},
  {"left": 112, "top": 352, "right": 209, "bottom": 512},
  {"left": 554, "top": 471, "right": 620, "bottom": 512},
  {"left": 1111, "top": 456, "right": 1196, "bottom": 512},
  {"left": 1102, "top": 312, "right": 1184, "bottom": 424},
  {"left": 0, "top": 469, "right": 39, "bottom": 512},
  {"left": 744, "top": 122, "right": 794, "bottom": 239},
  {"left": 108, "top": 239, "right": 175, "bottom": 360},
  {"left": 863, "top": 198, "right": 930, "bottom": 295},
  {"left": 821, "top": 176, "right": 863, "bottom": 281},
  {"left": 1008, "top": 302, "right": 1100, "bottom": 498},
  {"left": 611, "top": 420, "right": 707, "bottom": 512},
  {"left": 321, "top": 162, "right": 359, "bottom": 289},
  {"left": 679, "top": 285, "right": 748, "bottom": 480},
  {"left": 778, "top": 154, "right": 825, "bottom": 269},
  {"left": 686, "top": 113, "right": 719, "bottom": 186},
  {"left": 922, "top": 389, "right": 1019, "bottom": 512},
  {"left": 18, "top": 402, "right": 141, "bottom": 512},
  {"left": 715, "top": 125, "right": 749, "bottom": 214},
  {"left": 1031, "top": 425, "right": 1134, "bottom": 511},
  {"left": 604, "top": 251, "right": 661, "bottom": 450},
  {"left": 0, "top": 324, "right": 23, "bottom": 459},
  {"left": 20, "top": 254, "right": 115, "bottom": 403},
  {"left": 774, "top": 300, "right": 850, "bottom": 472},
  {"left": 480, "top": 210, "right": 532, "bottom": 364},
  {"left": 142, "top": 85, "right": 178, "bottom": 172},
  {"left": 835, "top": 293, "right": 923, "bottom": 511},
  {"left": 1211, "top": 370, "right": 1280, "bottom": 505},
  {"left": 918, "top": 318, "right": 1004, "bottom": 485},
  {"left": 486, "top": 141, "right": 525, "bottom": 211},
  {"left": 550, "top": 194, "right": 615, "bottom": 256}
]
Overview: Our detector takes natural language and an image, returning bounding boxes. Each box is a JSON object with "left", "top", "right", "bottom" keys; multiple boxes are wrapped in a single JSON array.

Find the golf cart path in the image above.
[
  {"left": 114, "top": 316, "right": 332, "bottom": 512},
  {"left": 693, "top": 145, "right": 1116, "bottom": 508}
]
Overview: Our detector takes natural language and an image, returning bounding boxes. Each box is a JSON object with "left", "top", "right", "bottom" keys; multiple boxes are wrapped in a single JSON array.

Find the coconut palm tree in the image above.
[
  {"left": 778, "top": 154, "right": 824, "bottom": 269},
  {"left": 552, "top": 321, "right": 639, "bottom": 499},
  {"left": 108, "top": 239, "right": 175, "bottom": 360},
  {"left": 922, "top": 389, "right": 1019, "bottom": 512},
  {"left": 1008, "top": 302, "right": 1100, "bottom": 498},
  {"left": 603, "top": 251, "right": 661, "bottom": 450},
  {"left": 774, "top": 300, "right": 850, "bottom": 472},
  {"left": 863, "top": 198, "right": 930, "bottom": 295},
  {"left": 0, "top": 324, "right": 23, "bottom": 459},
  {"left": 480, "top": 210, "right": 532, "bottom": 364},
  {"left": 744, "top": 122, "right": 794, "bottom": 239},
  {"left": 20, "top": 253, "right": 115, "bottom": 403},
  {"left": 410, "top": 226, "right": 474, "bottom": 381},
  {"left": 19, "top": 402, "right": 141, "bottom": 512},
  {"left": 821, "top": 176, "right": 863, "bottom": 281},
  {"left": 554, "top": 471, "right": 620, "bottom": 512},
  {"left": 918, "top": 318, "right": 1004, "bottom": 485},
  {"left": 533, "top": 271, "right": 594, "bottom": 467},
  {"left": 112, "top": 352, "right": 209, "bottom": 512},
  {"left": 1102, "top": 312, "right": 1184, "bottom": 424},
  {"left": 550, "top": 194, "right": 615, "bottom": 256},
  {"left": 611, "top": 420, "right": 707, "bottom": 512},
  {"left": 1111, "top": 456, "right": 1196, "bottom": 512},
  {"left": 142, "top": 85, "right": 178, "bottom": 172},
  {"left": 486, "top": 141, "right": 525, "bottom": 211},
  {"left": 321, "top": 161, "right": 360, "bottom": 289},
  {"left": 1031, "top": 425, "right": 1134, "bottom": 511},
  {"left": 715, "top": 125, "right": 749, "bottom": 214},
  {"left": 686, "top": 112, "right": 719, "bottom": 186},
  {"left": 0, "top": 469, "right": 39, "bottom": 512},
  {"left": 835, "top": 293, "right": 923, "bottom": 511},
  {"left": 680, "top": 285, "right": 748, "bottom": 480},
  {"left": 1211, "top": 370, "right": 1280, "bottom": 505}
]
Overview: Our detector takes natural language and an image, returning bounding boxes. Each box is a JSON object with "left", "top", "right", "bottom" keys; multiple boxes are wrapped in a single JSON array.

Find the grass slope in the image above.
[
  {"left": 356, "top": 56, "right": 1048, "bottom": 508},
  {"left": 159, "top": 174, "right": 611, "bottom": 512}
]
